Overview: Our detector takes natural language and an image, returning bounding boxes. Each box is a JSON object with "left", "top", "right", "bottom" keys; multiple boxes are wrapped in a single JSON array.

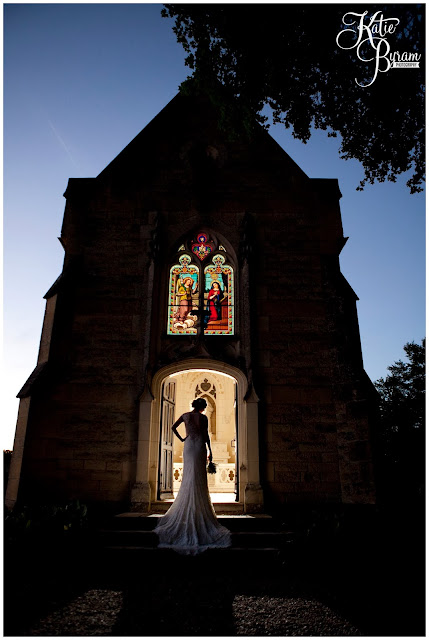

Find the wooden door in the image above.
[{"left": 158, "top": 380, "right": 176, "bottom": 499}]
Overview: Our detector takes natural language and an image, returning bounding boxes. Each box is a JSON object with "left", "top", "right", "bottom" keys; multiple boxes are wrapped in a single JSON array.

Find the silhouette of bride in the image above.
[{"left": 154, "top": 397, "right": 231, "bottom": 554}]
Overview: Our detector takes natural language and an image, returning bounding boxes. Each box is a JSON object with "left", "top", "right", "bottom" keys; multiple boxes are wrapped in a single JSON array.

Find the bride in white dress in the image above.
[{"left": 154, "top": 397, "right": 231, "bottom": 555}]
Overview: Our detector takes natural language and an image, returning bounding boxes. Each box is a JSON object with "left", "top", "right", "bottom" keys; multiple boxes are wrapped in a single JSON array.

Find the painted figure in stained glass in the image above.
[
  {"left": 174, "top": 277, "right": 197, "bottom": 326},
  {"left": 207, "top": 281, "right": 223, "bottom": 322},
  {"left": 168, "top": 255, "right": 199, "bottom": 334}
]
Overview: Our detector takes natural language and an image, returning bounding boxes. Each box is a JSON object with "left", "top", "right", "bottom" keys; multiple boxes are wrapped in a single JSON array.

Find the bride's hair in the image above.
[{"left": 192, "top": 398, "right": 207, "bottom": 411}]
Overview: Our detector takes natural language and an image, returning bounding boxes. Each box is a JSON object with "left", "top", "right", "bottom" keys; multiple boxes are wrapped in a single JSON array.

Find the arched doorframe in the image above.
[{"left": 131, "top": 358, "right": 264, "bottom": 513}]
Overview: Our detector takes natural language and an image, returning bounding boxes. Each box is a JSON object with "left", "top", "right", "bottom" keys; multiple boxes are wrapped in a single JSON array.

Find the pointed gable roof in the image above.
[{"left": 95, "top": 91, "right": 310, "bottom": 188}]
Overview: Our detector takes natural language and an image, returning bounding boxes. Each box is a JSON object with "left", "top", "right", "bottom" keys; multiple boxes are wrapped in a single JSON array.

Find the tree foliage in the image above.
[
  {"left": 162, "top": 4, "right": 425, "bottom": 193},
  {"left": 374, "top": 339, "right": 425, "bottom": 503}
]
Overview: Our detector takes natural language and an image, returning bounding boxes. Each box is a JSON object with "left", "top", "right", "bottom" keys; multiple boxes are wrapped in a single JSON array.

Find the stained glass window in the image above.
[{"left": 167, "top": 234, "right": 234, "bottom": 336}]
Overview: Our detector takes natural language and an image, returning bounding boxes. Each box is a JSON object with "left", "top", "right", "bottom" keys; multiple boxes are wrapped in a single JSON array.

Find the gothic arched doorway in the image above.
[
  {"left": 131, "top": 359, "right": 263, "bottom": 514},
  {"left": 158, "top": 369, "right": 238, "bottom": 503}
]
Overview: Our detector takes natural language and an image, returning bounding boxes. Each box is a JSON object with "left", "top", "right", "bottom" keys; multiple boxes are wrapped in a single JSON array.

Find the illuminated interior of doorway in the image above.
[{"left": 164, "top": 369, "right": 237, "bottom": 503}]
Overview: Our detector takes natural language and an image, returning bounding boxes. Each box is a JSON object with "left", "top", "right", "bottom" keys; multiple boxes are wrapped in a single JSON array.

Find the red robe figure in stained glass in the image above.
[{"left": 207, "top": 281, "right": 223, "bottom": 322}]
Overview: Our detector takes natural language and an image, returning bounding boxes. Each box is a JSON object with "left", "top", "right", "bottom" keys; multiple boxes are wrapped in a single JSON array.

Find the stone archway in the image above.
[{"left": 131, "top": 358, "right": 263, "bottom": 513}]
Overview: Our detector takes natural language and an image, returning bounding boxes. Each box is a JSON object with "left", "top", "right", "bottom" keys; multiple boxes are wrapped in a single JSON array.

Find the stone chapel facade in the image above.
[{"left": 6, "top": 92, "right": 377, "bottom": 514}]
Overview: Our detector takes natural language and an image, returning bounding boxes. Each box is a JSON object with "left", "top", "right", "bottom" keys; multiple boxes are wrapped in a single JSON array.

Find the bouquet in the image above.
[{"left": 207, "top": 461, "right": 217, "bottom": 474}]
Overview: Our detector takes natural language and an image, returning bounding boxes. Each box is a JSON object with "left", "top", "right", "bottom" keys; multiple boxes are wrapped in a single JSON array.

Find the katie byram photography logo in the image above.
[{"left": 336, "top": 10, "right": 421, "bottom": 87}]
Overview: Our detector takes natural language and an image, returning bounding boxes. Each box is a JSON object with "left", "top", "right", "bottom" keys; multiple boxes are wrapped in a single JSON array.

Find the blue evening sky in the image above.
[{"left": 3, "top": 4, "right": 425, "bottom": 449}]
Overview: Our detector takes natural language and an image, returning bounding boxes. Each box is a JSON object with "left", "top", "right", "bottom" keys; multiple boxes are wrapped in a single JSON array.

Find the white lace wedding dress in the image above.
[{"left": 154, "top": 410, "right": 231, "bottom": 555}]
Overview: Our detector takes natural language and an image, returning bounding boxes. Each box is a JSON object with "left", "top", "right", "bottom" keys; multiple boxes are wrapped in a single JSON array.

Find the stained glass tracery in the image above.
[{"left": 191, "top": 233, "right": 214, "bottom": 261}]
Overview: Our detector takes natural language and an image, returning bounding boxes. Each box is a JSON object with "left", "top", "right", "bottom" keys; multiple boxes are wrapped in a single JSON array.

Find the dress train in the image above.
[{"left": 154, "top": 416, "right": 231, "bottom": 555}]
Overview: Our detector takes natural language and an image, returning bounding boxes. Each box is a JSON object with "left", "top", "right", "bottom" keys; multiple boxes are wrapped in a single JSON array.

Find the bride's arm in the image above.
[{"left": 172, "top": 415, "right": 187, "bottom": 442}]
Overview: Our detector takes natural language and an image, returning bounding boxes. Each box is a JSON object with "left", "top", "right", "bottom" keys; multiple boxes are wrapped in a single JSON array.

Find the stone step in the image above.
[
  {"left": 102, "top": 545, "right": 283, "bottom": 556},
  {"left": 90, "top": 514, "right": 298, "bottom": 574},
  {"left": 108, "top": 513, "right": 279, "bottom": 532},
  {"left": 92, "top": 542, "right": 293, "bottom": 576},
  {"left": 149, "top": 502, "right": 245, "bottom": 515},
  {"left": 97, "top": 529, "right": 295, "bottom": 549}
]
